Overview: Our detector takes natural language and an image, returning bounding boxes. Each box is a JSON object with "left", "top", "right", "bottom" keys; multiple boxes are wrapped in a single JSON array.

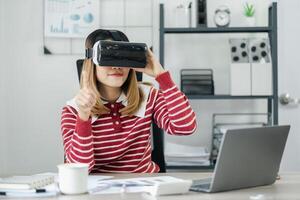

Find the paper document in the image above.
[
  {"left": 167, "top": 160, "right": 211, "bottom": 166},
  {"left": 165, "top": 143, "right": 210, "bottom": 166},
  {"left": 165, "top": 143, "right": 209, "bottom": 157},
  {"left": 0, "top": 173, "right": 114, "bottom": 198},
  {"left": 216, "top": 124, "right": 264, "bottom": 134},
  {"left": 89, "top": 176, "right": 192, "bottom": 196}
]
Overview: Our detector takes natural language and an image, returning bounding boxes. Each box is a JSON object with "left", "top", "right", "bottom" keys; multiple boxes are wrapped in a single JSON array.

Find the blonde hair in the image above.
[{"left": 80, "top": 59, "right": 145, "bottom": 116}]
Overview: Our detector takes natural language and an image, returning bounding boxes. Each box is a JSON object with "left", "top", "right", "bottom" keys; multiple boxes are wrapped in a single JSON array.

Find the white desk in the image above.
[{"left": 10, "top": 172, "right": 300, "bottom": 200}]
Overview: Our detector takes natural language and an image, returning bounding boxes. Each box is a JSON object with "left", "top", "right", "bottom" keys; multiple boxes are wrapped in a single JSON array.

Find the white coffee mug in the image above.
[{"left": 57, "top": 163, "right": 89, "bottom": 195}]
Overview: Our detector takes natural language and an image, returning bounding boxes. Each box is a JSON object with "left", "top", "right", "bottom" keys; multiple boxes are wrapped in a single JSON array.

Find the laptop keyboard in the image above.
[
  {"left": 190, "top": 183, "right": 211, "bottom": 191},
  {"left": 189, "top": 178, "right": 212, "bottom": 192}
]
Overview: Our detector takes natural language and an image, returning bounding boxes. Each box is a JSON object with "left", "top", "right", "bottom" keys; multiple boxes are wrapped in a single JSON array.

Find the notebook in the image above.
[{"left": 0, "top": 175, "right": 55, "bottom": 190}]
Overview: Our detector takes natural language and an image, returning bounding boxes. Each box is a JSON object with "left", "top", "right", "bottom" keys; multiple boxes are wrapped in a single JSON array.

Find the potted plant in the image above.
[{"left": 244, "top": 2, "right": 255, "bottom": 26}]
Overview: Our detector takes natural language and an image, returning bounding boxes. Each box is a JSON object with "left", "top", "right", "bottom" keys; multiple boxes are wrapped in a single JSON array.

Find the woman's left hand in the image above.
[{"left": 133, "top": 49, "right": 166, "bottom": 78}]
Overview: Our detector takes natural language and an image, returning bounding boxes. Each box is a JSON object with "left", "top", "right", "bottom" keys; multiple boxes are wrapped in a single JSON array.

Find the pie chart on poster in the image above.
[{"left": 83, "top": 13, "right": 94, "bottom": 23}]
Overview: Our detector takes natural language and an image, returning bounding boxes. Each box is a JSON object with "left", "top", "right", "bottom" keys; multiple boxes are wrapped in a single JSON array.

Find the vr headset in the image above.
[{"left": 85, "top": 30, "right": 147, "bottom": 68}]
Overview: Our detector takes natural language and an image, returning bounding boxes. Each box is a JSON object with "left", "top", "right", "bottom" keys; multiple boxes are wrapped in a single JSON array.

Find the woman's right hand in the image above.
[{"left": 75, "top": 71, "right": 97, "bottom": 121}]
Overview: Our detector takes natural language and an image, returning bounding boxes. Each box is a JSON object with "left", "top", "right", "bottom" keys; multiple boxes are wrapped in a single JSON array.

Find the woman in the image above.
[{"left": 61, "top": 29, "right": 197, "bottom": 173}]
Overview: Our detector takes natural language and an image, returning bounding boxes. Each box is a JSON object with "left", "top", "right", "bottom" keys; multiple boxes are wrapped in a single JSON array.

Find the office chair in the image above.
[{"left": 76, "top": 59, "right": 166, "bottom": 172}]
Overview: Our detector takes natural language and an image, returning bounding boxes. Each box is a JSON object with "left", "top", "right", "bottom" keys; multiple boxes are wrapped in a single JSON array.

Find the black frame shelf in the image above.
[
  {"left": 159, "top": 2, "right": 278, "bottom": 124},
  {"left": 159, "top": 3, "right": 278, "bottom": 171},
  {"left": 164, "top": 27, "right": 272, "bottom": 34},
  {"left": 187, "top": 95, "right": 274, "bottom": 100}
]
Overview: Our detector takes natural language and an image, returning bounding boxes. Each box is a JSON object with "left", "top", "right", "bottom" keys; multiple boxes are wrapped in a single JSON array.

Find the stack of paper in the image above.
[
  {"left": 215, "top": 124, "right": 264, "bottom": 134},
  {"left": 165, "top": 143, "right": 210, "bottom": 166},
  {"left": 0, "top": 174, "right": 58, "bottom": 198},
  {"left": 0, "top": 173, "right": 114, "bottom": 198},
  {"left": 89, "top": 176, "right": 192, "bottom": 196}
]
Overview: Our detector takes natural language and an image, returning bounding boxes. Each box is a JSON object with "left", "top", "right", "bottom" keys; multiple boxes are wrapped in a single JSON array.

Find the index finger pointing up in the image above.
[{"left": 147, "top": 48, "right": 154, "bottom": 56}]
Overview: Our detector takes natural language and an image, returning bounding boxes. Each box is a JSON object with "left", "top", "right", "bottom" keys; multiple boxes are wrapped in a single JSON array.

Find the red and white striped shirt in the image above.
[{"left": 61, "top": 71, "right": 197, "bottom": 173}]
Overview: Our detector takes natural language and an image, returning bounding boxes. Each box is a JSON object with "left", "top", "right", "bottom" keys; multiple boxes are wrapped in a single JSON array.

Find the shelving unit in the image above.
[{"left": 159, "top": 3, "right": 278, "bottom": 171}]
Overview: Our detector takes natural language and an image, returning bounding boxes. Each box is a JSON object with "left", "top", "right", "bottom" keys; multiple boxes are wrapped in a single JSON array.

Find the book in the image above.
[{"left": 0, "top": 175, "right": 55, "bottom": 190}]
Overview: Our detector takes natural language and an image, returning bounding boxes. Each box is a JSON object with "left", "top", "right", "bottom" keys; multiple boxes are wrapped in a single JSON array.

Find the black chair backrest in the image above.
[{"left": 76, "top": 59, "right": 166, "bottom": 172}]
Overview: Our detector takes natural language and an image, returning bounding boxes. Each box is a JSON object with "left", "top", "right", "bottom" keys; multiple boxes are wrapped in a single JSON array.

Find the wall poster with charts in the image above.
[{"left": 44, "top": 0, "right": 99, "bottom": 38}]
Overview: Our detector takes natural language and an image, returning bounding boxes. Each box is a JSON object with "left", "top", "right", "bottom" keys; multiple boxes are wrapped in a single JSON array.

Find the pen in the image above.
[
  {"left": 0, "top": 188, "right": 46, "bottom": 194},
  {"left": 0, "top": 189, "right": 57, "bottom": 197}
]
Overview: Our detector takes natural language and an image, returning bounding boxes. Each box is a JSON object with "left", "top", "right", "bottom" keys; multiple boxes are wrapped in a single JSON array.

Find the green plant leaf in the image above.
[{"left": 244, "top": 2, "right": 255, "bottom": 17}]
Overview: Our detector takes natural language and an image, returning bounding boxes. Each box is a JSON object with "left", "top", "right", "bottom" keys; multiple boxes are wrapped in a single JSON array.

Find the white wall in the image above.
[
  {"left": 0, "top": 0, "right": 7, "bottom": 175},
  {"left": 206, "top": 0, "right": 270, "bottom": 27},
  {"left": 0, "top": 0, "right": 81, "bottom": 176},
  {"left": 277, "top": 0, "right": 300, "bottom": 171}
]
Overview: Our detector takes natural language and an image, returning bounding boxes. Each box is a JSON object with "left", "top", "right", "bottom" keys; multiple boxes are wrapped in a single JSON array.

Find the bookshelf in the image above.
[{"left": 159, "top": 3, "right": 278, "bottom": 170}]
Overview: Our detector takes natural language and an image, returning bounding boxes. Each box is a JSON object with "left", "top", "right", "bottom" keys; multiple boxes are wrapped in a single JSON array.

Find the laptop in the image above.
[{"left": 190, "top": 125, "right": 290, "bottom": 193}]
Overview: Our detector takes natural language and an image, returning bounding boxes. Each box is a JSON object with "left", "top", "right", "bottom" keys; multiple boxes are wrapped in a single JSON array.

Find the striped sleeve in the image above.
[
  {"left": 61, "top": 106, "right": 95, "bottom": 172},
  {"left": 152, "top": 71, "right": 197, "bottom": 135}
]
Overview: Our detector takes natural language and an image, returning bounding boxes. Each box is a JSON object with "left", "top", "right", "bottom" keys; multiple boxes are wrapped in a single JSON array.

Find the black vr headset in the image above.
[{"left": 85, "top": 30, "right": 147, "bottom": 68}]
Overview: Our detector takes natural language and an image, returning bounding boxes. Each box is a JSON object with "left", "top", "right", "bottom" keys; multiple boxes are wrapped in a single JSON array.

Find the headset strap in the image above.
[
  {"left": 109, "top": 30, "right": 123, "bottom": 41},
  {"left": 85, "top": 48, "right": 93, "bottom": 58}
]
